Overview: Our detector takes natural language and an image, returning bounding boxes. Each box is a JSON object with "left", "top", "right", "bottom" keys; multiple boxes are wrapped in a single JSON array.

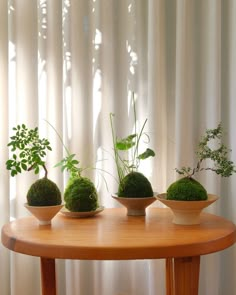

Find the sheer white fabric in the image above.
[{"left": 0, "top": 0, "right": 236, "bottom": 294}]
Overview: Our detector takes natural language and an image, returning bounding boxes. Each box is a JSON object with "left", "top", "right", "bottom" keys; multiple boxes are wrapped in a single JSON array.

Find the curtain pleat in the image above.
[
  {"left": 148, "top": 0, "right": 168, "bottom": 192},
  {"left": 9, "top": 2, "right": 41, "bottom": 295},
  {"left": 1, "top": 1, "right": 236, "bottom": 294},
  {"left": 0, "top": 1, "right": 10, "bottom": 295}
]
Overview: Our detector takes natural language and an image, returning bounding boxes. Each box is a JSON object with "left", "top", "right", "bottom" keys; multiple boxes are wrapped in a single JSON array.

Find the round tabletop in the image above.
[{"left": 1, "top": 208, "right": 236, "bottom": 260}]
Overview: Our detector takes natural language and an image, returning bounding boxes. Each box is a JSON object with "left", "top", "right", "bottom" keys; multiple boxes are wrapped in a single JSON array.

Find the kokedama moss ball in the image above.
[
  {"left": 64, "top": 177, "right": 98, "bottom": 212},
  {"left": 27, "top": 178, "right": 62, "bottom": 206},
  {"left": 167, "top": 177, "right": 208, "bottom": 201},
  {"left": 118, "top": 171, "right": 153, "bottom": 198}
]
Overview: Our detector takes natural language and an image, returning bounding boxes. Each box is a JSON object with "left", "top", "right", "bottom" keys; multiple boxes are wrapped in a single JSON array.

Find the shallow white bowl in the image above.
[
  {"left": 24, "top": 203, "right": 64, "bottom": 225},
  {"left": 156, "top": 193, "right": 219, "bottom": 225},
  {"left": 112, "top": 194, "right": 157, "bottom": 216}
]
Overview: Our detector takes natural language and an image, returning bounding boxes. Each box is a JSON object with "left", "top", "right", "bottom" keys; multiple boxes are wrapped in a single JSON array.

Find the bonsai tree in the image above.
[
  {"left": 6, "top": 124, "right": 62, "bottom": 206},
  {"left": 48, "top": 122, "right": 99, "bottom": 212},
  {"left": 167, "top": 123, "right": 236, "bottom": 201},
  {"left": 110, "top": 93, "right": 155, "bottom": 198}
]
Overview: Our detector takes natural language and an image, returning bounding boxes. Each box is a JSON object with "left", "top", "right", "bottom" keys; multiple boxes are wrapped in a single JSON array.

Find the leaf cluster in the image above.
[
  {"left": 110, "top": 94, "right": 155, "bottom": 184},
  {"left": 55, "top": 153, "right": 82, "bottom": 178},
  {"left": 6, "top": 124, "right": 51, "bottom": 177},
  {"left": 45, "top": 120, "right": 83, "bottom": 179},
  {"left": 176, "top": 123, "right": 236, "bottom": 178}
]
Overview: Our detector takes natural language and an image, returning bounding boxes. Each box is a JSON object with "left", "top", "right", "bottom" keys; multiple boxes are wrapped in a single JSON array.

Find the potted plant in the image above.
[
  {"left": 110, "top": 93, "right": 156, "bottom": 215},
  {"left": 157, "top": 123, "right": 236, "bottom": 224},
  {"left": 6, "top": 124, "right": 62, "bottom": 225},
  {"left": 47, "top": 123, "right": 103, "bottom": 217}
]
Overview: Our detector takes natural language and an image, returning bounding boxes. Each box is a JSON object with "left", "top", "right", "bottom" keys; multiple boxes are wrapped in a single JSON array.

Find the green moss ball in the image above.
[
  {"left": 27, "top": 178, "right": 62, "bottom": 206},
  {"left": 118, "top": 171, "right": 153, "bottom": 198},
  {"left": 167, "top": 177, "right": 208, "bottom": 201},
  {"left": 64, "top": 177, "right": 98, "bottom": 212}
]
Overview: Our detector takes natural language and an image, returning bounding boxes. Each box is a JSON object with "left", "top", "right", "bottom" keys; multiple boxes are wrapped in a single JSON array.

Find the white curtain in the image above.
[{"left": 1, "top": 0, "right": 236, "bottom": 294}]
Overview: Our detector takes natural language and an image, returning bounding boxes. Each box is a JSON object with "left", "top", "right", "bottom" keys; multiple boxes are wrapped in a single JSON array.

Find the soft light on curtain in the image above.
[{"left": 0, "top": 0, "right": 236, "bottom": 294}]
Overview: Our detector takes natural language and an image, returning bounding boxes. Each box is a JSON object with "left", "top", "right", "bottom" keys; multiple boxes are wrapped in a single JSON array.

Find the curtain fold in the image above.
[
  {"left": 0, "top": 2, "right": 10, "bottom": 295},
  {"left": 1, "top": 1, "right": 236, "bottom": 294}
]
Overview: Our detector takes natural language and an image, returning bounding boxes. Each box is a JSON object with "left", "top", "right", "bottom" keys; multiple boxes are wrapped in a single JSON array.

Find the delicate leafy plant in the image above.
[
  {"left": 6, "top": 124, "right": 52, "bottom": 178},
  {"left": 55, "top": 153, "right": 82, "bottom": 178},
  {"left": 46, "top": 121, "right": 101, "bottom": 211},
  {"left": 175, "top": 123, "right": 236, "bottom": 178},
  {"left": 46, "top": 121, "right": 110, "bottom": 189},
  {"left": 110, "top": 93, "right": 155, "bottom": 184},
  {"left": 45, "top": 121, "right": 82, "bottom": 179}
]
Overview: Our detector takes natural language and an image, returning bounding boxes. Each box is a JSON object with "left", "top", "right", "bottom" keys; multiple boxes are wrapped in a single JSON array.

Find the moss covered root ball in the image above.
[
  {"left": 167, "top": 177, "right": 208, "bottom": 201},
  {"left": 118, "top": 171, "right": 153, "bottom": 198},
  {"left": 64, "top": 177, "right": 98, "bottom": 212},
  {"left": 27, "top": 178, "right": 62, "bottom": 206}
]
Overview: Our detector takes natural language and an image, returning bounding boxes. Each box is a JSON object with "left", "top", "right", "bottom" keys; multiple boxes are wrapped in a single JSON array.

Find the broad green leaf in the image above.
[
  {"left": 116, "top": 134, "right": 137, "bottom": 150},
  {"left": 137, "top": 148, "right": 155, "bottom": 160}
]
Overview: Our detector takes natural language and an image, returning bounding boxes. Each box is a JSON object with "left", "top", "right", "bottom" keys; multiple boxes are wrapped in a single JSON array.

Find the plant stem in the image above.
[
  {"left": 45, "top": 120, "right": 70, "bottom": 156},
  {"left": 110, "top": 113, "right": 123, "bottom": 183},
  {"left": 134, "top": 118, "right": 148, "bottom": 168},
  {"left": 43, "top": 164, "right": 48, "bottom": 178},
  {"left": 132, "top": 93, "right": 137, "bottom": 171}
]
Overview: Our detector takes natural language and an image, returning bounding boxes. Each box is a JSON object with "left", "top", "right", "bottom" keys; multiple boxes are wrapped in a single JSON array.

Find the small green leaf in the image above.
[
  {"left": 21, "top": 163, "right": 27, "bottom": 171},
  {"left": 54, "top": 160, "right": 64, "bottom": 168},
  {"left": 34, "top": 166, "right": 40, "bottom": 174},
  {"left": 19, "top": 151, "right": 25, "bottom": 158},
  {"left": 11, "top": 170, "right": 16, "bottom": 177},
  {"left": 16, "top": 166, "right": 21, "bottom": 173},
  {"left": 61, "top": 166, "right": 67, "bottom": 172},
  {"left": 6, "top": 159, "right": 13, "bottom": 165}
]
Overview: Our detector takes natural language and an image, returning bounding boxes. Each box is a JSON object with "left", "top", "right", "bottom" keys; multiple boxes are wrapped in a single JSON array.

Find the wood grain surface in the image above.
[{"left": 2, "top": 208, "right": 236, "bottom": 260}]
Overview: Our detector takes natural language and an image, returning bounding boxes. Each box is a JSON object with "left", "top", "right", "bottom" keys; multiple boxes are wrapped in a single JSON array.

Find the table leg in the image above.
[
  {"left": 166, "top": 258, "right": 174, "bottom": 295},
  {"left": 40, "top": 257, "right": 57, "bottom": 295},
  {"left": 166, "top": 256, "right": 200, "bottom": 295}
]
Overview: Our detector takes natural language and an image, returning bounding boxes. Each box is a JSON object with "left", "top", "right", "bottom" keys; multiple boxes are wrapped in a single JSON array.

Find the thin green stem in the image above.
[
  {"left": 134, "top": 118, "right": 148, "bottom": 168},
  {"left": 110, "top": 113, "right": 123, "bottom": 183},
  {"left": 132, "top": 93, "right": 137, "bottom": 170},
  {"left": 45, "top": 120, "right": 70, "bottom": 156}
]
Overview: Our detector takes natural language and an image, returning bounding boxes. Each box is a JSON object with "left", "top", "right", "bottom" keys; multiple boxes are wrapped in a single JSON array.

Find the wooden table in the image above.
[{"left": 1, "top": 208, "right": 236, "bottom": 295}]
